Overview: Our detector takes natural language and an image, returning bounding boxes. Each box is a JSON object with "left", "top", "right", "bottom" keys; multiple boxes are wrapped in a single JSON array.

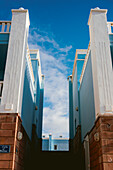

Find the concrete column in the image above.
[
  {"left": 0, "top": 8, "right": 30, "bottom": 114},
  {"left": 88, "top": 8, "right": 113, "bottom": 116},
  {"left": 68, "top": 75, "right": 74, "bottom": 140},
  {"left": 49, "top": 134, "right": 52, "bottom": 151}
]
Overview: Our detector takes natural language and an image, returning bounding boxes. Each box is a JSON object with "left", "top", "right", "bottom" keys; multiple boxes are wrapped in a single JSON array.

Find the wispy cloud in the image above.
[{"left": 28, "top": 28, "right": 72, "bottom": 138}]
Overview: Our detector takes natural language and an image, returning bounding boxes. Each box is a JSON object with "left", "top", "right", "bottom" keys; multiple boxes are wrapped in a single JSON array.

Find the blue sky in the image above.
[{"left": 0, "top": 0, "right": 113, "bottom": 138}]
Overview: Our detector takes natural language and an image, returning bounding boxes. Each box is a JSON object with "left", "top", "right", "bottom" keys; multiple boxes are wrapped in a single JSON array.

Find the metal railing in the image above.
[
  {"left": 0, "top": 81, "right": 3, "bottom": 99},
  {"left": 107, "top": 22, "right": 113, "bottom": 34},
  {"left": 0, "top": 21, "right": 11, "bottom": 33}
]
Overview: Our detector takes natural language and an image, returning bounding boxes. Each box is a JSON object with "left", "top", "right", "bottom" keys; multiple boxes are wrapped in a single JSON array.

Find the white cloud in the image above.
[{"left": 28, "top": 28, "right": 72, "bottom": 138}]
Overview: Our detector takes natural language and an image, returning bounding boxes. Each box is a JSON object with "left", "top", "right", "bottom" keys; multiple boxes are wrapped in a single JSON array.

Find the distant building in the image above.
[
  {"left": 0, "top": 8, "right": 44, "bottom": 169},
  {"left": 68, "top": 8, "right": 113, "bottom": 169},
  {"left": 42, "top": 134, "right": 69, "bottom": 151}
]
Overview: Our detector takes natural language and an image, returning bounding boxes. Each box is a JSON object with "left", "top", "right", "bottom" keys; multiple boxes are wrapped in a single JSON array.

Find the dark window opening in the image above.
[{"left": 54, "top": 145, "right": 57, "bottom": 150}]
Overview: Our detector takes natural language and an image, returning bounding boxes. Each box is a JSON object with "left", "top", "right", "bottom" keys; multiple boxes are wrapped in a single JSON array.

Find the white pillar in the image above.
[
  {"left": 0, "top": 8, "right": 30, "bottom": 114},
  {"left": 88, "top": 8, "right": 113, "bottom": 116},
  {"left": 49, "top": 134, "right": 52, "bottom": 151}
]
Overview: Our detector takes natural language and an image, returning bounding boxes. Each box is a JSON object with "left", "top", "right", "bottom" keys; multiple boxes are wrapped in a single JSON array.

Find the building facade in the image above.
[
  {"left": 0, "top": 8, "right": 44, "bottom": 170},
  {"left": 68, "top": 8, "right": 113, "bottom": 170},
  {"left": 42, "top": 134, "right": 69, "bottom": 151}
]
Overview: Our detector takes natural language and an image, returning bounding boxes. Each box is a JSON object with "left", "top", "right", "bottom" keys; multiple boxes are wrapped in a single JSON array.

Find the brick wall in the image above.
[
  {"left": 0, "top": 113, "right": 31, "bottom": 170},
  {"left": 89, "top": 115, "right": 113, "bottom": 170}
]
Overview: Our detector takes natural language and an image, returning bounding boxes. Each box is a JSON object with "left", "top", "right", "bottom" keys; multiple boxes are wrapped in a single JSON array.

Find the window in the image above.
[{"left": 54, "top": 145, "right": 57, "bottom": 150}]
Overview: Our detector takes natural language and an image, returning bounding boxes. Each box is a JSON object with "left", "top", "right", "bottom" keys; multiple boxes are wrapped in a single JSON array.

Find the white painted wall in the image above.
[
  {"left": 0, "top": 8, "right": 30, "bottom": 114},
  {"left": 88, "top": 8, "right": 113, "bottom": 116}
]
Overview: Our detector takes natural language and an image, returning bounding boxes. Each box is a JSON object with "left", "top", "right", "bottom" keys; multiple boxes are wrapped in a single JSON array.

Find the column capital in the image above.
[
  {"left": 88, "top": 8, "right": 107, "bottom": 25},
  {"left": 11, "top": 8, "right": 30, "bottom": 26},
  {"left": 67, "top": 75, "right": 72, "bottom": 81},
  {"left": 12, "top": 7, "right": 28, "bottom": 13}
]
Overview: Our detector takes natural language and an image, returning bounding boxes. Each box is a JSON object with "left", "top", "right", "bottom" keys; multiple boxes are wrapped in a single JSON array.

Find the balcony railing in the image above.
[
  {"left": 0, "top": 81, "right": 3, "bottom": 99},
  {"left": 107, "top": 22, "right": 113, "bottom": 34},
  {"left": 0, "top": 21, "right": 11, "bottom": 33}
]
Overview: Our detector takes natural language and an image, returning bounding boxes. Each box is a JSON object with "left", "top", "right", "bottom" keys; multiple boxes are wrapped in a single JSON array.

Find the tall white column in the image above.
[
  {"left": 0, "top": 8, "right": 30, "bottom": 114},
  {"left": 88, "top": 8, "right": 113, "bottom": 117},
  {"left": 49, "top": 134, "right": 52, "bottom": 151}
]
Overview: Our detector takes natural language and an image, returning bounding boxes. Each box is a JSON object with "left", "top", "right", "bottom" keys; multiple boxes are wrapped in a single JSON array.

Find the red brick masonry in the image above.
[
  {"left": 89, "top": 115, "right": 113, "bottom": 170},
  {"left": 0, "top": 113, "right": 31, "bottom": 170}
]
